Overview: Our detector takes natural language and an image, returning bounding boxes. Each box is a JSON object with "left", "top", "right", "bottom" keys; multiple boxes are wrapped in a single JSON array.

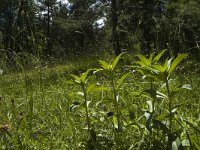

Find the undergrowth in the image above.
[{"left": 0, "top": 51, "right": 200, "bottom": 150}]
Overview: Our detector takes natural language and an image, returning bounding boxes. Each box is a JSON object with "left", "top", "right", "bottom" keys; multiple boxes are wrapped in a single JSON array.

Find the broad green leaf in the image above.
[
  {"left": 137, "top": 69, "right": 146, "bottom": 75},
  {"left": 164, "top": 58, "right": 172, "bottom": 71},
  {"left": 142, "top": 75, "right": 148, "bottom": 79},
  {"left": 147, "top": 100, "right": 153, "bottom": 112},
  {"left": 167, "top": 58, "right": 173, "bottom": 71},
  {"left": 160, "top": 79, "right": 173, "bottom": 89},
  {"left": 98, "top": 60, "right": 110, "bottom": 70},
  {"left": 86, "top": 83, "right": 96, "bottom": 93},
  {"left": 128, "top": 91, "right": 151, "bottom": 99},
  {"left": 92, "top": 68, "right": 102, "bottom": 74},
  {"left": 111, "top": 52, "right": 124, "bottom": 71},
  {"left": 113, "top": 116, "right": 118, "bottom": 129},
  {"left": 87, "top": 84, "right": 110, "bottom": 93},
  {"left": 87, "top": 101, "right": 91, "bottom": 108},
  {"left": 169, "top": 54, "right": 188, "bottom": 74},
  {"left": 81, "top": 69, "right": 92, "bottom": 83},
  {"left": 94, "top": 87, "right": 110, "bottom": 91},
  {"left": 171, "top": 106, "right": 179, "bottom": 113},
  {"left": 128, "top": 91, "right": 142, "bottom": 96},
  {"left": 100, "top": 69, "right": 110, "bottom": 76},
  {"left": 143, "top": 89, "right": 167, "bottom": 99},
  {"left": 137, "top": 54, "right": 150, "bottom": 66},
  {"left": 70, "top": 102, "right": 81, "bottom": 111},
  {"left": 141, "top": 66, "right": 153, "bottom": 71},
  {"left": 149, "top": 53, "right": 154, "bottom": 63},
  {"left": 156, "top": 91, "right": 168, "bottom": 99},
  {"left": 138, "top": 61, "right": 146, "bottom": 66},
  {"left": 180, "top": 84, "right": 192, "bottom": 90},
  {"left": 77, "top": 92, "right": 84, "bottom": 96},
  {"left": 71, "top": 74, "right": 81, "bottom": 83},
  {"left": 153, "top": 50, "right": 166, "bottom": 62},
  {"left": 172, "top": 137, "right": 182, "bottom": 150},
  {"left": 116, "top": 95, "right": 119, "bottom": 103},
  {"left": 136, "top": 66, "right": 152, "bottom": 75},
  {"left": 149, "top": 72, "right": 167, "bottom": 81},
  {"left": 116, "top": 72, "right": 130, "bottom": 89},
  {"left": 127, "top": 65, "right": 138, "bottom": 69},
  {"left": 123, "top": 120, "right": 128, "bottom": 126},
  {"left": 66, "top": 80, "right": 75, "bottom": 85},
  {"left": 152, "top": 65, "right": 165, "bottom": 72},
  {"left": 87, "top": 74, "right": 96, "bottom": 81},
  {"left": 95, "top": 100, "right": 102, "bottom": 107},
  {"left": 164, "top": 58, "right": 168, "bottom": 71}
]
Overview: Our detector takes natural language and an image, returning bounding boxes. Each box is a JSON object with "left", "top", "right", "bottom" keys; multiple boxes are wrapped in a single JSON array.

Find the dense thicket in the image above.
[{"left": 0, "top": 0, "right": 199, "bottom": 64}]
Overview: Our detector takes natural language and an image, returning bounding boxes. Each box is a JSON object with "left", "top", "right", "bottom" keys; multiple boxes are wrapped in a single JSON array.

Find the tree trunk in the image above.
[
  {"left": 111, "top": 0, "right": 121, "bottom": 56},
  {"left": 47, "top": 0, "right": 51, "bottom": 55}
]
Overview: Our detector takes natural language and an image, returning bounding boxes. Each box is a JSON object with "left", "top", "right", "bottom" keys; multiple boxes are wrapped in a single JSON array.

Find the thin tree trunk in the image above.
[
  {"left": 47, "top": 0, "right": 51, "bottom": 55},
  {"left": 111, "top": 0, "right": 121, "bottom": 56}
]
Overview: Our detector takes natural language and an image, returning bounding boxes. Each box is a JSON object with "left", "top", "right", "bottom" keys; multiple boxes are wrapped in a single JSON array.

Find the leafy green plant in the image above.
[
  {"left": 130, "top": 50, "right": 193, "bottom": 149},
  {"left": 70, "top": 69, "right": 93, "bottom": 131},
  {"left": 0, "top": 51, "right": 199, "bottom": 149},
  {"left": 98, "top": 53, "right": 131, "bottom": 146},
  {"left": 69, "top": 68, "right": 108, "bottom": 149}
]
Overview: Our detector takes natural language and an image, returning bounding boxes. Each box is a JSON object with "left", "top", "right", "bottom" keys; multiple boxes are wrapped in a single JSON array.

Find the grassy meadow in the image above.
[{"left": 0, "top": 52, "right": 200, "bottom": 150}]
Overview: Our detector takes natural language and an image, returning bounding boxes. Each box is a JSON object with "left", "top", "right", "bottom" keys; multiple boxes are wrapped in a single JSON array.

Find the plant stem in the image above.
[
  {"left": 166, "top": 79, "right": 172, "bottom": 149},
  {"left": 111, "top": 72, "right": 121, "bottom": 130},
  {"left": 150, "top": 79, "right": 155, "bottom": 111},
  {"left": 166, "top": 80, "right": 172, "bottom": 132},
  {"left": 81, "top": 83, "right": 91, "bottom": 132}
]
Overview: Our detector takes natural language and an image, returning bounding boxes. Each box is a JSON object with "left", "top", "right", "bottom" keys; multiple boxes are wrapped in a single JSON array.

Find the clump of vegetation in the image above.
[
  {"left": 0, "top": 51, "right": 199, "bottom": 149},
  {"left": 0, "top": 0, "right": 200, "bottom": 149}
]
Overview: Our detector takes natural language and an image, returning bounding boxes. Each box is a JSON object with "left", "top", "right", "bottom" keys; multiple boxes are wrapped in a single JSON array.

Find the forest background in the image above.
[{"left": 0, "top": 0, "right": 199, "bottom": 70}]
